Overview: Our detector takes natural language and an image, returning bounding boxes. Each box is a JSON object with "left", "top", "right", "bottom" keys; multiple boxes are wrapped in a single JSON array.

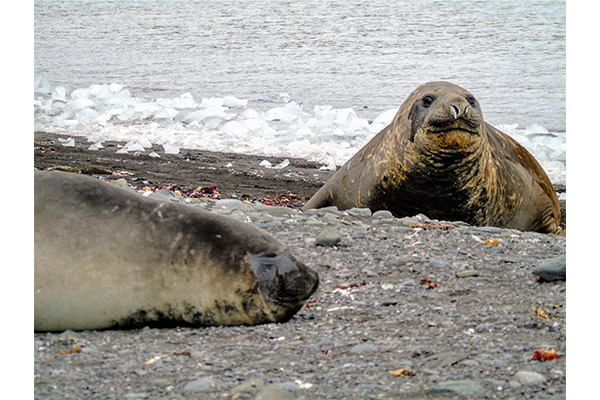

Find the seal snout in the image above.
[
  {"left": 450, "top": 104, "right": 469, "bottom": 120},
  {"left": 250, "top": 251, "right": 319, "bottom": 305},
  {"left": 427, "top": 95, "right": 481, "bottom": 136}
]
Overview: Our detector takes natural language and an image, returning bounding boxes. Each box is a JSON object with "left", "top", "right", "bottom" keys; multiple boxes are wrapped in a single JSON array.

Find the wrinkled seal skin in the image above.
[
  {"left": 35, "top": 170, "right": 318, "bottom": 331},
  {"left": 303, "top": 82, "right": 561, "bottom": 233}
]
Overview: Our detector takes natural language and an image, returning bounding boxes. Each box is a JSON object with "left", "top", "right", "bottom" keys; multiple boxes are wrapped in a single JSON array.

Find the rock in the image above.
[
  {"left": 231, "top": 379, "right": 265, "bottom": 396},
  {"left": 533, "top": 254, "right": 566, "bottom": 282},
  {"left": 345, "top": 207, "right": 372, "bottom": 216},
  {"left": 426, "top": 379, "right": 484, "bottom": 395},
  {"left": 472, "top": 226, "right": 503, "bottom": 234},
  {"left": 255, "top": 384, "right": 296, "bottom": 400},
  {"left": 372, "top": 210, "right": 394, "bottom": 219},
  {"left": 110, "top": 178, "right": 130, "bottom": 190},
  {"left": 315, "top": 229, "right": 342, "bottom": 247},
  {"left": 214, "top": 198, "right": 249, "bottom": 211},
  {"left": 514, "top": 370, "right": 547, "bottom": 385},
  {"left": 421, "top": 353, "right": 467, "bottom": 369},
  {"left": 123, "top": 393, "right": 148, "bottom": 399},
  {"left": 183, "top": 376, "right": 217, "bottom": 392},
  {"left": 455, "top": 270, "right": 479, "bottom": 278},
  {"left": 350, "top": 343, "right": 379, "bottom": 353}
]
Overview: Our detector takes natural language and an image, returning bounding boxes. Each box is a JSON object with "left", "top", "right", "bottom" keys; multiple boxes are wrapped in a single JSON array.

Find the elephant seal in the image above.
[
  {"left": 35, "top": 170, "right": 318, "bottom": 331},
  {"left": 303, "top": 81, "right": 561, "bottom": 233}
]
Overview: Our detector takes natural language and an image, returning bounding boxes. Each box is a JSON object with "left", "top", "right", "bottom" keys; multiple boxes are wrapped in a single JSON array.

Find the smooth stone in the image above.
[
  {"left": 426, "top": 379, "right": 484, "bottom": 395},
  {"left": 455, "top": 270, "right": 480, "bottom": 278},
  {"left": 533, "top": 254, "right": 566, "bottom": 282},
  {"left": 514, "top": 370, "right": 547, "bottom": 385},
  {"left": 482, "top": 379, "right": 506, "bottom": 390},
  {"left": 350, "top": 343, "right": 379, "bottom": 353},
  {"left": 123, "top": 394, "right": 148, "bottom": 399},
  {"left": 372, "top": 210, "right": 394, "bottom": 219},
  {"left": 472, "top": 226, "right": 503, "bottom": 234},
  {"left": 214, "top": 198, "right": 249, "bottom": 211},
  {"left": 397, "top": 217, "right": 419, "bottom": 226},
  {"left": 110, "top": 178, "right": 129, "bottom": 190},
  {"left": 315, "top": 230, "right": 342, "bottom": 247},
  {"left": 183, "top": 376, "right": 217, "bottom": 392},
  {"left": 345, "top": 207, "right": 372, "bottom": 216},
  {"left": 255, "top": 384, "right": 296, "bottom": 400},
  {"left": 231, "top": 379, "right": 265, "bottom": 396},
  {"left": 421, "top": 353, "right": 467, "bottom": 369}
]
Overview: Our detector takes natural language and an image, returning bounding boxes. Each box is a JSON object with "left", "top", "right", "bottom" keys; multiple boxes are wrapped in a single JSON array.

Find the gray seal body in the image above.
[{"left": 35, "top": 170, "right": 318, "bottom": 331}]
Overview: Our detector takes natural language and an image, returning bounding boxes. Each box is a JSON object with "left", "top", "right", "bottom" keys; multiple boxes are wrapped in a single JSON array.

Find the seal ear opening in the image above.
[{"left": 249, "top": 251, "right": 319, "bottom": 318}]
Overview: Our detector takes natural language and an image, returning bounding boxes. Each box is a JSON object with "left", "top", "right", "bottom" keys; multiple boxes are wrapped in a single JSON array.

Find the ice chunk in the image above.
[
  {"left": 201, "top": 97, "right": 224, "bottom": 108},
  {"left": 51, "top": 86, "right": 67, "bottom": 101},
  {"left": 109, "top": 83, "right": 123, "bottom": 93},
  {"left": 240, "top": 108, "right": 262, "bottom": 119},
  {"left": 154, "top": 107, "right": 179, "bottom": 120},
  {"left": 259, "top": 160, "right": 272, "bottom": 168},
  {"left": 223, "top": 95, "right": 248, "bottom": 108},
  {"left": 125, "top": 141, "right": 145, "bottom": 152},
  {"left": 163, "top": 143, "right": 180, "bottom": 154},
  {"left": 69, "top": 97, "right": 95, "bottom": 111},
  {"left": 75, "top": 107, "right": 99, "bottom": 122},
  {"left": 243, "top": 118, "right": 269, "bottom": 131},
  {"left": 272, "top": 159, "right": 290, "bottom": 169},
  {"left": 184, "top": 107, "right": 228, "bottom": 122},
  {"left": 88, "top": 142, "right": 104, "bottom": 151},
  {"left": 70, "top": 88, "right": 90, "bottom": 99},
  {"left": 221, "top": 120, "right": 249, "bottom": 135},
  {"left": 371, "top": 108, "right": 397, "bottom": 127},
  {"left": 34, "top": 73, "right": 53, "bottom": 95},
  {"left": 117, "top": 108, "right": 135, "bottom": 121},
  {"left": 105, "top": 88, "right": 134, "bottom": 106},
  {"left": 58, "top": 137, "right": 75, "bottom": 147},
  {"left": 116, "top": 147, "right": 129, "bottom": 154},
  {"left": 148, "top": 151, "right": 161, "bottom": 158},
  {"left": 138, "top": 137, "right": 153, "bottom": 148},
  {"left": 263, "top": 103, "right": 305, "bottom": 122}
]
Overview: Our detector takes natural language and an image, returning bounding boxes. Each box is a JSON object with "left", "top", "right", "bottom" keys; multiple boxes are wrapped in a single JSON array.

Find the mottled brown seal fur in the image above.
[
  {"left": 35, "top": 170, "right": 318, "bottom": 331},
  {"left": 303, "top": 82, "right": 561, "bottom": 233}
]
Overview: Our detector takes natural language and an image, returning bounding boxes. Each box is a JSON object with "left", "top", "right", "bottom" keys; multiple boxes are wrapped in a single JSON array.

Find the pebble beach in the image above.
[{"left": 34, "top": 132, "right": 566, "bottom": 399}]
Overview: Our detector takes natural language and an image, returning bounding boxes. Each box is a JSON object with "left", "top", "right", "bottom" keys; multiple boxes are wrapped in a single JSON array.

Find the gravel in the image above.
[
  {"left": 34, "top": 132, "right": 567, "bottom": 399},
  {"left": 34, "top": 195, "right": 566, "bottom": 399}
]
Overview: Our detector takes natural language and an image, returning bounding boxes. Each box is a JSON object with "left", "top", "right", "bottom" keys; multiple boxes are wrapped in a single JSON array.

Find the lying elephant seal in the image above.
[
  {"left": 34, "top": 170, "right": 318, "bottom": 331},
  {"left": 303, "top": 82, "right": 561, "bottom": 233}
]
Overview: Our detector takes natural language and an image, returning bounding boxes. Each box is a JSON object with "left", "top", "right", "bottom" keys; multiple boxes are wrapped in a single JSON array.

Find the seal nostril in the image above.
[{"left": 451, "top": 105, "right": 460, "bottom": 119}]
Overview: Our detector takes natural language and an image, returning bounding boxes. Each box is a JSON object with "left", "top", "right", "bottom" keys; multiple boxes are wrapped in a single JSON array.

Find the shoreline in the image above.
[{"left": 34, "top": 131, "right": 566, "bottom": 230}]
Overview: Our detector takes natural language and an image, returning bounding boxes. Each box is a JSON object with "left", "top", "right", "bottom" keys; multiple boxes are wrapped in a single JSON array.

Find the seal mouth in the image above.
[{"left": 430, "top": 127, "right": 479, "bottom": 136}]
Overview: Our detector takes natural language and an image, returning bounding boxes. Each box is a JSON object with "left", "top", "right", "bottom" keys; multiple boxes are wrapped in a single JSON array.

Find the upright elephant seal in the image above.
[
  {"left": 35, "top": 170, "right": 318, "bottom": 331},
  {"left": 303, "top": 82, "right": 561, "bottom": 233}
]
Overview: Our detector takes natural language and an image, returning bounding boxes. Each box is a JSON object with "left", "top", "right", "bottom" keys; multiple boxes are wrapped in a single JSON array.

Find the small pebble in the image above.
[
  {"left": 533, "top": 254, "right": 566, "bottom": 282},
  {"left": 514, "top": 370, "right": 547, "bottom": 385},
  {"left": 372, "top": 210, "right": 394, "bottom": 219},
  {"left": 315, "top": 230, "right": 342, "bottom": 246},
  {"left": 350, "top": 343, "right": 379, "bottom": 353}
]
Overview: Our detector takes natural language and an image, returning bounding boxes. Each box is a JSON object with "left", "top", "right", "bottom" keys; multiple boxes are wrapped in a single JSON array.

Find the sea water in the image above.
[{"left": 34, "top": 0, "right": 565, "bottom": 187}]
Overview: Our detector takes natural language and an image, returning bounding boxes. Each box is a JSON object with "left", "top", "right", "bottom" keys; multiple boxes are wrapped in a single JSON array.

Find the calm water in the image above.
[{"left": 34, "top": 0, "right": 565, "bottom": 130}]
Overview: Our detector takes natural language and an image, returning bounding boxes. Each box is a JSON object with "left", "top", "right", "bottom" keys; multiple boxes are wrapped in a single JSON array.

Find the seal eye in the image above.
[
  {"left": 422, "top": 95, "right": 435, "bottom": 108},
  {"left": 466, "top": 96, "right": 477, "bottom": 106}
]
